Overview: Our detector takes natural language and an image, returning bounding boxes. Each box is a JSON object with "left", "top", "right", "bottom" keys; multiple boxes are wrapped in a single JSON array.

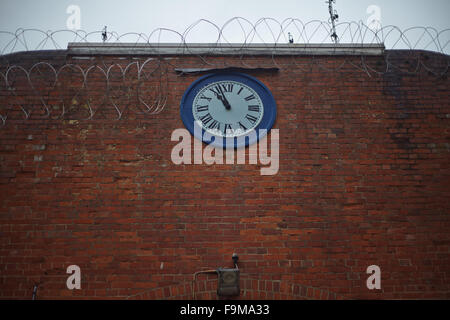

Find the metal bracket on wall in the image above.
[{"left": 174, "top": 66, "right": 279, "bottom": 75}]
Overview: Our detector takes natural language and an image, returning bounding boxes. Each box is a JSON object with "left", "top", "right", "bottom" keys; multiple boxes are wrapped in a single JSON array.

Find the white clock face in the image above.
[{"left": 192, "top": 80, "right": 264, "bottom": 138}]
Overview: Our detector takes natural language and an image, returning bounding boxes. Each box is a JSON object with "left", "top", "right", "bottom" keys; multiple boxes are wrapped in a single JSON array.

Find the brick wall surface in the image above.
[{"left": 0, "top": 51, "right": 449, "bottom": 299}]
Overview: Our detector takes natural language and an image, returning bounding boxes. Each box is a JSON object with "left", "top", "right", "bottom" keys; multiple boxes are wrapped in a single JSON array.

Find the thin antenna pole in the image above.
[
  {"left": 32, "top": 284, "right": 38, "bottom": 300},
  {"left": 102, "top": 26, "right": 107, "bottom": 43},
  {"left": 326, "top": 0, "right": 339, "bottom": 43}
]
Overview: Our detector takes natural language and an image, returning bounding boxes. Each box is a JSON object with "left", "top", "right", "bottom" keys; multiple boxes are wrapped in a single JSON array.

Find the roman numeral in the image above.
[
  {"left": 245, "top": 94, "right": 255, "bottom": 101},
  {"left": 238, "top": 122, "right": 247, "bottom": 130},
  {"left": 209, "top": 86, "right": 221, "bottom": 96},
  {"left": 224, "top": 123, "right": 232, "bottom": 134},
  {"left": 208, "top": 120, "right": 220, "bottom": 130},
  {"left": 237, "top": 87, "right": 244, "bottom": 95},
  {"left": 196, "top": 105, "right": 209, "bottom": 112},
  {"left": 199, "top": 94, "right": 212, "bottom": 102},
  {"left": 221, "top": 83, "right": 233, "bottom": 92},
  {"left": 200, "top": 113, "right": 213, "bottom": 125},
  {"left": 248, "top": 105, "right": 260, "bottom": 112},
  {"left": 245, "top": 114, "right": 258, "bottom": 124}
]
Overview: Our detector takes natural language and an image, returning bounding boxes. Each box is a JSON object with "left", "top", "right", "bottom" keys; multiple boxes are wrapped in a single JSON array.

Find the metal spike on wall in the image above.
[{"left": 102, "top": 26, "right": 107, "bottom": 42}]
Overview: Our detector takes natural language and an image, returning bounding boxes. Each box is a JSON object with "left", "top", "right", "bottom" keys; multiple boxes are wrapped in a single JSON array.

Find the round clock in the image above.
[{"left": 180, "top": 72, "right": 276, "bottom": 148}]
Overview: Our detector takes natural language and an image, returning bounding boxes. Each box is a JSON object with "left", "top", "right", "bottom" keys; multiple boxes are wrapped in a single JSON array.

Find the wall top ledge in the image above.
[{"left": 67, "top": 42, "right": 385, "bottom": 56}]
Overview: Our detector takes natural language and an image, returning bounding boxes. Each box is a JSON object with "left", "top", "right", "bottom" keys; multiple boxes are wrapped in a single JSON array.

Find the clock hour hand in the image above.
[
  {"left": 221, "top": 95, "right": 232, "bottom": 110},
  {"left": 212, "top": 90, "right": 231, "bottom": 110}
]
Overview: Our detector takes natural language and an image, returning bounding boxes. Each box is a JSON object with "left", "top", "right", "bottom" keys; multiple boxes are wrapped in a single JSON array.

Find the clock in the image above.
[{"left": 180, "top": 72, "right": 276, "bottom": 148}]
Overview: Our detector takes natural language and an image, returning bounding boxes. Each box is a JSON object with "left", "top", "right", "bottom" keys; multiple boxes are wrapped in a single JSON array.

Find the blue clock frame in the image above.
[{"left": 180, "top": 72, "right": 277, "bottom": 148}]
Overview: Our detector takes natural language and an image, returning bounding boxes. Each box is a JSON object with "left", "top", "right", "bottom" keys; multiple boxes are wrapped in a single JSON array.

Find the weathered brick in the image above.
[{"left": 0, "top": 51, "right": 449, "bottom": 300}]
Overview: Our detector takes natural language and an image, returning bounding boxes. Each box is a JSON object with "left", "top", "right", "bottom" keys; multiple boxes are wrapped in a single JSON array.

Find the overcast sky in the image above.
[{"left": 0, "top": 0, "right": 449, "bottom": 51}]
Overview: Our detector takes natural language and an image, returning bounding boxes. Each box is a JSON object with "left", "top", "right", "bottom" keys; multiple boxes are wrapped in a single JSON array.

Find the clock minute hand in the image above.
[{"left": 217, "top": 85, "right": 232, "bottom": 110}]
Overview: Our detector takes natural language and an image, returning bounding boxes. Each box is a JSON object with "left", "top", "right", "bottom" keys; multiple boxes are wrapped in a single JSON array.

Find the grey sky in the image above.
[{"left": 0, "top": 0, "right": 449, "bottom": 51}]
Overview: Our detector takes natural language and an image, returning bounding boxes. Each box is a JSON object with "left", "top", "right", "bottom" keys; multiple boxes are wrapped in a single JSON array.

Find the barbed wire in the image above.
[
  {"left": 0, "top": 58, "right": 169, "bottom": 126},
  {"left": 1, "top": 18, "right": 449, "bottom": 55},
  {"left": 0, "top": 18, "right": 448, "bottom": 126}
]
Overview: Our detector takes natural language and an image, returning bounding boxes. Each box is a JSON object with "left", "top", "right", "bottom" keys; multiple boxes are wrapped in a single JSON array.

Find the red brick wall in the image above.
[{"left": 0, "top": 51, "right": 449, "bottom": 299}]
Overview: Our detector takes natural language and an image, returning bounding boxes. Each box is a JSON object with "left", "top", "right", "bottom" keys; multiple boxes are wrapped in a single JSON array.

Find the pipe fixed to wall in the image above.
[{"left": 192, "top": 253, "right": 240, "bottom": 299}]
